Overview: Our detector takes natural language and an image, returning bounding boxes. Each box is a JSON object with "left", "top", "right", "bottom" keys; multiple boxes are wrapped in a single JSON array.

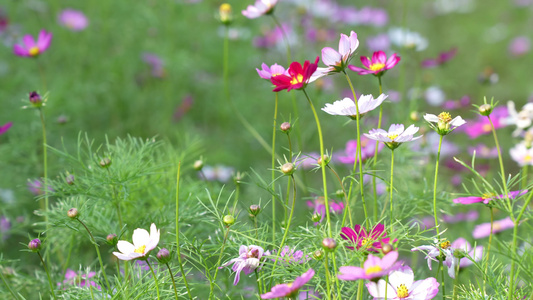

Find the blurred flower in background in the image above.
[
  {"left": 58, "top": 269, "right": 101, "bottom": 290},
  {"left": 0, "top": 122, "right": 12, "bottom": 135},
  {"left": 421, "top": 47, "right": 457, "bottom": 68},
  {"left": 366, "top": 33, "right": 390, "bottom": 52},
  {"left": 13, "top": 29, "right": 52, "bottom": 57},
  {"left": 142, "top": 53, "right": 165, "bottom": 78},
  {"left": 58, "top": 9, "right": 89, "bottom": 31},
  {"left": 388, "top": 27, "right": 428, "bottom": 51},
  {"left": 508, "top": 36, "right": 530, "bottom": 57}
]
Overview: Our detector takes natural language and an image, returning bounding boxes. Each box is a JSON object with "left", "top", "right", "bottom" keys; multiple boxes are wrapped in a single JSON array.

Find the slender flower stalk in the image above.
[
  {"left": 389, "top": 149, "right": 395, "bottom": 225},
  {"left": 209, "top": 225, "right": 230, "bottom": 299},
  {"left": 163, "top": 261, "right": 179, "bottom": 300},
  {"left": 488, "top": 116, "right": 510, "bottom": 206},
  {"left": 433, "top": 135, "right": 444, "bottom": 238},
  {"left": 373, "top": 76, "right": 383, "bottom": 222},
  {"left": 38, "top": 108, "right": 50, "bottom": 249},
  {"left": 0, "top": 268, "right": 18, "bottom": 300},
  {"left": 146, "top": 260, "right": 160, "bottom": 300},
  {"left": 175, "top": 163, "right": 192, "bottom": 299},
  {"left": 328, "top": 165, "right": 353, "bottom": 228},
  {"left": 483, "top": 207, "right": 494, "bottom": 296},
  {"left": 37, "top": 251, "right": 57, "bottom": 300},
  {"left": 271, "top": 94, "right": 278, "bottom": 242}
]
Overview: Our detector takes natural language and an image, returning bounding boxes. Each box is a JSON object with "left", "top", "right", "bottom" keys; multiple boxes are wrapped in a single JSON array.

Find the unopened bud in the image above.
[
  {"left": 410, "top": 111, "right": 419, "bottom": 122},
  {"left": 219, "top": 3, "right": 232, "bottom": 25},
  {"left": 280, "top": 122, "right": 291, "bottom": 133},
  {"left": 249, "top": 205, "right": 261, "bottom": 216},
  {"left": 479, "top": 104, "right": 492, "bottom": 116},
  {"left": 29, "top": 91, "right": 43, "bottom": 107},
  {"left": 311, "top": 213, "right": 322, "bottom": 223},
  {"left": 193, "top": 160, "right": 204, "bottom": 171},
  {"left": 223, "top": 215, "right": 235, "bottom": 226},
  {"left": 312, "top": 249, "right": 325, "bottom": 260},
  {"left": 28, "top": 238, "right": 41, "bottom": 252},
  {"left": 381, "top": 243, "right": 393, "bottom": 254},
  {"left": 281, "top": 162, "right": 295, "bottom": 175},
  {"left": 67, "top": 208, "right": 79, "bottom": 219},
  {"left": 99, "top": 158, "right": 111, "bottom": 168},
  {"left": 156, "top": 248, "right": 171, "bottom": 264},
  {"left": 322, "top": 238, "right": 337, "bottom": 252},
  {"left": 317, "top": 155, "right": 330, "bottom": 167},
  {"left": 106, "top": 234, "right": 118, "bottom": 246},
  {"left": 65, "top": 173, "right": 75, "bottom": 185},
  {"left": 335, "top": 189, "right": 344, "bottom": 198}
]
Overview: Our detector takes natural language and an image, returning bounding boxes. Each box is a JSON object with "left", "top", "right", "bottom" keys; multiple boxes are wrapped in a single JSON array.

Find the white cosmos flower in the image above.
[
  {"left": 322, "top": 94, "right": 387, "bottom": 119},
  {"left": 366, "top": 266, "right": 439, "bottom": 299},
  {"left": 507, "top": 101, "right": 533, "bottom": 136},
  {"left": 510, "top": 142, "right": 533, "bottom": 166},
  {"left": 241, "top": 0, "right": 278, "bottom": 19},
  {"left": 365, "top": 124, "right": 422, "bottom": 150},
  {"left": 424, "top": 112, "right": 466, "bottom": 135},
  {"left": 113, "top": 223, "right": 160, "bottom": 261},
  {"left": 388, "top": 27, "right": 428, "bottom": 51}
]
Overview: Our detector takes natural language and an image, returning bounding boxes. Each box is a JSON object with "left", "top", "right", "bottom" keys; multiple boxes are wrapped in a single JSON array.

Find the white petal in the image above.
[
  {"left": 389, "top": 266, "right": 414, "bottom": 290},
  {"left": 450, "top": 116, "right": 466, "bottom": 127},
  {"left": 132, "top": 228, "right": 150, "bottom": 248},
  {"left": 338, "top": 33, "right": 351, "bottom": 57},
  {"left": 423, "top": 114, "right": 439, "bottom": 123},
  {"left": 116, "top": 241, "right": 135, "bottom": 255}
]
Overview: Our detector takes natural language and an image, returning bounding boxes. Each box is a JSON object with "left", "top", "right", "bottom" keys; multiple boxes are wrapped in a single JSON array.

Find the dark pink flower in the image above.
[
  {"left": 348, "top": 51, "right": 400, "bottom": 76},
  {"left": 0, "top": 122, "right": 12, "bottom": 135},
  {"left": 13, "top": 30, "right": 52, "bottom": 57},
  {"left": 261, "top": 269, "right": 314, "bottom": 299},
  {"left": 271, "top": 57, "right": 319, "bottom": 92},
  {"left": 453, "top": 190, "right": 527, "bottom": 205},
  {"left": 340, "top": 223, "right": 395, "bottom": 252},
  {"left": 338, "top": 251, "right": 401, "bottom": 281},
  {"left": 421, "top": 48, "right": 457, "bottom": 68},
  {"left": 473, "top": 217, "right": 515, "bottom": 239}
]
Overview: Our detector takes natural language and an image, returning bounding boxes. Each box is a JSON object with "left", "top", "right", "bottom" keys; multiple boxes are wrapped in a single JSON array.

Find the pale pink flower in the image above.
[
  {"left": 113, "top": 223, "right": 160, "bottom": 261},
  {"left": 58, "top": 9, "right": 89, "bottom": 31},
  {"left": 366, "top": 266, "right": 439, "bottom": 299}
]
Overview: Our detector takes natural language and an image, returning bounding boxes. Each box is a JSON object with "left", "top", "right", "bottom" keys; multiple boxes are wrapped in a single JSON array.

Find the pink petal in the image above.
[{"left": 322, "top": 47, "right": 342, "bottom": 66}]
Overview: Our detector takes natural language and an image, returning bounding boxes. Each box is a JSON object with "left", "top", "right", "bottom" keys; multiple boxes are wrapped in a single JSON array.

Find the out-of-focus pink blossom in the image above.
[
  {"left": 508, "top": 36, "right": 530, "bottom": 57},
  {"left": 421, "top": 48, "right": 457, "bottom": 68},
  {"left": 307, "top": 197, "right": 344, "bottom": 225},
  {"left": 442, "top": 96, "right": 470, "bottom": 110},
  {"left": 463, "top": 106, "right": 509, "bottom": 139},
  {"left": 442, "top": 210, "right": 479, "bottom": 223},
  {"left": 253, "top": 23, "right": 293, "bottom": 50},
  {"left": 335, "top": 136, "right": 384, "bottom": 164},
  {"left": 58, "top": 9, "right": 89, "bottom": 31},
  {"left": 58, "top": 269, "right": 100, "bottom": 290},
  {"left": 473, "top": 217, "right": 515, "bottom": 239},
  {"left": 173, "top": 95, "right": 193, "bottom": 121},
  {"left": 13, "top": 30, "right": 52, "bottom": 57},
  {"left": 0, "top": 122, "right": 12, "bottom": 135},
  {"left": 142, "top": 53, "right": 165, "bottom": 78},
  {"left": 468, "top": 144, "right": 498, "bottom": 158},
  {"left": 366, "top": 34, "right": 390, "bottom": 52}
]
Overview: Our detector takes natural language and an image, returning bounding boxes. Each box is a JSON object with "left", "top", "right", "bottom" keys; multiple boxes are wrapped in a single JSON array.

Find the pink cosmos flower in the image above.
[
  {"left": 450, "top": 238, "right": 483, "bottom": 269},
  {"left": 113, "top": 223, "right": 160, "bottom": 261},
  {"left": 508, "top": 36, "right": 530, "bottom": 57},
  {"left": 256, "top": 63, "right": 287, "bottom": 80},
  {"left": 58, "top": 9, "right": 89, "bottom": 31},
  {"left": 442, "top": 210, "right": 479, "bottom": 223},
  {"left": 340, "top": 223, "right": 394, "bottom": 252},
  {"left": 348, "top": 50, "right": 400, "bottom": 76},
  {"left": 242, "top": 0, "right": 278, "bottom": 19},
  {"left": 307, "top": 197, "right": 344, "bottom": 225},
  {"left": 0, "top": 216, "right": 11, "bottom": 241},
  {"left": 335, "top": 136, "right": 384, "bottom": 165},
  {"left": 0, "top": 122, "right": 12, "bottom": 135},
  {"left": 510, "top": 143, "right": 533, "bottom": 166},
  {"left": 311, "top": 31, "right": 359, "bottom": 80},
  {"left": 338, "top": 251, "right": 401, "bottom": 281},
  {"left": 221, "top": 245, "right": 269, "bottom": 285},
  {"left": 58, "top": 269, "right": 100, "bottom": 290},
  {"left": 365, "top": 124, "right": 422, "bottom": 150},
  {"left": 421, "top": 48, "right": 457, "bottom": 68},
  {"left": 270, "top": 246, "right": 310, "bottom": 265},
  {"left": 463, "top": 106, "right": 509, "bottom": 139},
  {"left": 452, "top": 190, "right": 527, "bottom": 205},
  {"left": 366, "top": 266, "right": 439, "bottom": 299},
  {"left": 473, "top": 217, "right": 515, "bottom": 239},
  {"left": 13, "top": 30, "right": 52, "bottom": 57},
  {"left": 271, "top": 57, "right": 319, "bottom": 92},
  {"left": 261, "top": 269, "right": 315, "bottom": 299},
  {"left": 442, "top": 96, "right": 470, "bottom": 110}
]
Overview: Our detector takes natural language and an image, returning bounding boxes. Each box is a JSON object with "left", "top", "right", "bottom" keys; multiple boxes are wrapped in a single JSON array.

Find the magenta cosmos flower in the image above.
[
  {"left": 261, "top": 269, "right": 315, "bottom": 299},
  {"left": 338, "top": 251, "right": 401, "bottom": 281},
  {"left": 366, "top": 266, "right": 439, "bottom": 299},
  {"left": 271, "top": 57, "right": 319, "bottom": 92},
  {"left": 336, "top": 136, "right": 384, "bottom": 164},
  {"left": 0, "top": 122, "right": 12, "bottom": 135},
  {"left": 58, "top": 9, "right": 89, "bottom": 31},
  {"left": 256, "top": 63, "right": 287, "bottom": 80},
  {"left": 113, "top": 223, "right": 160, "bottom": 261},
  {"left": 13, "top": 30, "right": 52, "bottom": 57},
  {"left": 453, "top": 190, "right": 527, "bottom": 205},
  {"left": 221, "top": 245, "right": 269, "bottom": 285},
  {"left": 242, "top": 0, "right": 278, "bottom": 19},
  {"left": 348, "top": 50, "right": 400, "bottom": 76},
  {"left": 311, "top": 31, "right": 359, "bottom": 80},
  {"left": 473, "top": 217, "right": 515, "bottom": 239},
  {"left": 340, "top": 223, "right": 394, "bottom": 252}
]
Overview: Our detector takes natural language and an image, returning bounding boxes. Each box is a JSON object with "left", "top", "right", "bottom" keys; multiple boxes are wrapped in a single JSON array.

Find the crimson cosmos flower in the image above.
[
  {"left": 348, "top": 50, "right": 400, "bottom": 76},
  {"left": 340, "top": 223, "right": 395, "bottom": 252},
  {"left": 270, "top": 56, "right": 319, "bottom": 92}
]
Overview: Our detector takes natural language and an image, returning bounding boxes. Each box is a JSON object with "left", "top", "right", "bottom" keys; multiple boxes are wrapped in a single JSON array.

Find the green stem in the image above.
[
  {"left": 38, "top": 109, "right": 49, "bottom": 259},
  {"left": 146, "top": 260, "right": 160, "bottom": 300},
  {"left": 209, "top": 226, "right": 230, "bottom": 299},
  {"left": 343, "top": 71, "right": 368, "bottom": 227},
  {"left": 330, "top": 252, "right": 342, "bottom": 299},
  {"left": 373, "top": 76, "right": 384, "bottom": 222},
  {"left": 272, "top": 94, "right": 278, "bottom": 243},
  {"left": 452, "top": 261, "right": 459, "bottom": 300},
  {"left": 165, "top": 262, "right": 179, "bottom": 300},
  {"left": 284, "top": 176, "right": 291, "bottom": 226},
  {"left": 509, "top": 190, "right": 533, "bottom": 299},
  {"left": 76, "top": 218, "right": 110, "bottom": 291},
  {"left": 255, "top": 269, "right": 262, "bottom": 295},
  {"left": 175, "top": 163, "right": 192, "bottom": 299},
  {"left": 440, "top": 260, "right": 446, "bottom": 300},
  {"left": 303, "top": 89, "right": 332, "bottom": 236},
  {"left": 324, "top": 252, "right": 332, "bottom": 300},
  {"left": 483, "top": 207, "right": 494, "bottom": 296},
  {"left": 433, "top": 135, "right": 444, "bottom": 238},
  {"left": 389, "top": 150, "right": 395, "bottom": 227},
  {"left": 488, "top": 116, "right": 510, "bottom": 208},
  {"left": 0, "top": 267, "right": 19, "bottom": 300},
  {"left": 106, "top": 168, "right": 123, "bottom": 229},
  {"left": 329, "top": 165, "right": 352, "bottom": 228},
  {"left": 522, "top": 165, "right": 529, "bottom": 190},
  {"left": 37, "top": 251, "right": 57, "bottom": 300}
]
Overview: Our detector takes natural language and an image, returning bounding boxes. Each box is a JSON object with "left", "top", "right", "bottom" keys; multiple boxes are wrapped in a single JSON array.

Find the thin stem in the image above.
[
  {"left": 330, "top": 252, "right": 342, "bottom": 299},
  {"left": 389, "top": 150, "right": 395, "bottom": 227},
  {"left": 373, "top": 76, "right": 384, "bottom": 222},
  {"left": 255, "top": 269, "right": 262, "bottom": 296},
  {"left": 303, "top": 89, "right": 332, "bottom": 236},
  {"left": 433, "top": 135, "right": 444, "bottom": 238},
  {"left": 284, "top": 176, "right": 291, "bottom": 226},
  {"left": 324, "top": 252, "right": 332, "bottom": 300},
  {"left": 488, "top": 116, "right": 510, "bottom": 208},
  {"left": 37, "top": 251, "right": 57, "bottom": 300},
  {"left": 329, "top": 165, "right": 353, "bottom": 228},
  {"left": 271, "top": 94, "right": 278, "bottom": 243},
  {"left": 344, "top": 71, "right": 368, "bottom": 227},
  {"left": 76, "top": 218, "right": 110, "bottom": 291},
  {"left": 106, "top": 168, "right": 123, "bottom": 229},
  {"left": 522, "top": 165, "right": 529, "bottom": 190},
  {"left": 483, "top": 207, "right": 494, "bottom": 296},
  {"left": 356, "top": 278, "right": 364, "bottom": 300},
  {"left": 452, "top": 261, "right": 460, "bottom": 300},
  {"left": 440, "top": 260, "right": 446, "bottom": 300},
  {"left": 165, "top": 262, "right": 179, "bottom": 300},
  {"left": 175, "top": 163, "right": 192, "bottom": 299},
  {"left": 0, "top": 267, "right": 19, "bottom": 300},
  {"left": 146, "top": 260, "right": 160, "bottom": 300},
  {"left": 209, "top": 226, "right": 230, "bottom": 299},
  {"left": 38, "top": 109, "right": 49, "bottom": 258}
]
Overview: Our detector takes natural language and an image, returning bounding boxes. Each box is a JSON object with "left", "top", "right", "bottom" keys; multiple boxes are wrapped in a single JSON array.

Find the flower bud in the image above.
[
  {"left": 312, "top": 249, "right": 325, "bottom": 260},
  {"left": 280, "top": 122, "right": 291, "bottom": 133},
  {"left": 106, "top": 233, "right": 118, "bottom": 246},
  {"left": 99, "top": 158, "right": 111, "bottom": 168},
  {"left": 311, "top": 213, "right": 321, "bottom": 223},
  {"left": 193, "top": 160, "right": 204, "bottom": 171},
  {"left": 65, "top": 173, "right": 75, "bottom": 185},
  {"left": 249, "top": 205, "right": 261, "bottom": 217},
  {"left": 28, "top": 238, "right": 41, "bottom": 252},
  {"left": 479, "top": 104, "right": 492, "bottom": 116},
  {"left": 223, "top": 215, "right": 235, "bottom": 227},
  {"left": 219, "top": 3, "right": 232, "bottom": 25},
  {"left": 410, "top": 111, "right": 420, "bottom": 122},
  {"left": 57, "top": 115, "right": 69, "bottom": 124},
  {"left": 233, "top": 172, "right": 244, "bottom": 184},
  {"left": 29, "top": 91, "right": 43, "bottom": 107},
  {"left": 156, "top": 248, "right": 171, "bottom": 264},
  {"left": 317, "top": 155, "right": 330, "bottom": 167},
  {"left": 453, "top": 248, "right": 467, "bottom": 259},
  {"left": 322, "top": 238, "right": 337, "bottom": 252},
  {"left": 67, "top": 208, "right": 79, "bottom": 219},
  {"left": 281, "top": 162, "right": 295, "bottom": 175},
  {"left": 335, "top": 189, "right": 344, "bottom": 198},
  {"left": 381, "top": 243, "right": 393, "bottom": 254}
]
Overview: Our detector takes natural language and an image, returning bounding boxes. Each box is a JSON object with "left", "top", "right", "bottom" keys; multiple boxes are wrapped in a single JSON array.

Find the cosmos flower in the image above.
[
  {"left": 348, "top": 51, "right": 400, "bottom": 76},
  {"left": 340, "top": 223, "right": 394, "bottom": 252},
  {"left": 335, "top": 136, "right": 384, "bottom": 164},
  {"left": 271, "top": 57, "right": 319, "bottom": 92},
  {"left": 421, "top": 48, "right": 457, "bottom": 68},
  {"left": 113, "top": 223, "right": 160, "bottom": 261},
  {"left": 463, "top": 106, "right": 509, "bottom": 139},
  {"left": 242, "top": 0, "right": 277, "bottom": 19},
  {"left": 365, "top": 124, "right": 422, "bottom": 150},
  {"left": 442, "top": 95, "right": 470, "bottom": 110},
  {"left": 473, "top": 217, "right": 515, "bottom": 239},
  {"left": 468, "top": 144, "right": 498, "bottom": 158},
  {"left": 221, "top": 245, "right": 269, "bottom": 285},
  {"left": 321, "top": 94, "right": 387, "bottom": 119},
  {"left": 366, "top": 266, "right": 439, "bottom": 299},
  {"left": 142, "top": 53, "right": 165, "bottom": 78},
  {"left": 307, "top": 197, "right": 344, "bottom": 225},
  {"left": 442, "top": 210, "right": 479, "bottom": 223},
  {"left": 508, "top": 36, "right": 530, "bottom": 57},
  {"left": 506, "top": 101, "right": 533, "bottom": 136},
  {"left": 338, "top": 251, "right": 401, "bottom": 281},
  {"left": 58, "top": 269, "right": 100, "bottom": 290},
  {"left": 311, "top": 31, "right": 359, "bottom": 79},
  {"left": 13, "top": 30, "right": 52, "bottom": 57},
  {"left": 27, "top": 179, "right": 53, "bottom": 196},
  {"left": 58, "top": 9, "right": 89, "bottom": 31},
  {"left": 270, "top": 246, "right": 310, "bottom": 265},
  {"left": 452, "top": 190, "right": 527, "bottom": 205},
  {"left": 0, "top": 122, "right": 12, "bottom": 135},
  {"left": 261, "top": 269, "right": 315, "bottom": 299},
  {"left": 256, "top": 63, "right": 287, "bottom": 80},
  {"left": 510, "top": 143, "right": 533, "bottom": 166},
  {"left": 424, "top": 112, "right": 466, "bottom": 136},
  {"left": 450, "top": 238, "right": 483, "bottom": 269}
]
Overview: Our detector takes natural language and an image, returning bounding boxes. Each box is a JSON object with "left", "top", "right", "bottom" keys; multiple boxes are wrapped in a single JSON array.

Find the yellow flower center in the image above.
[
  {"left": 365, "top": 265, "right": 383, "bottom": 275},
  {"left": 440, "top": 241, "right": 451, "bottom": 249},
  {"left": 369, "top": 63, "right": 385, "bottom": 71},
  {"left": 396, "top": 284, "right": 409, "bottom": 298},
  {"left": 219, "top": 3, "right": 231, "bottom": 13},
  {"left": 290, "top": 74, "right": 304, "bottom": 85},
  {"left": 438, "top": 112, "right": 452, "bottom": 123},
  {"left": 525, "top": 154, "right": 532, "bottom": 162},
  {"left": 481, "top": 192, "right": 496, "bottom": 199},
  {"left": 482, "top": 123, "right": 492, "bottom": 132},
  {"left": 134, "top": 245, "right": 146, "bottom": 254},
  {"left": 387, "top": 134, "right": 399, "bottom": 141},
  {"left": 29, "top": 46, "right": 40, "bottom": 56}
]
